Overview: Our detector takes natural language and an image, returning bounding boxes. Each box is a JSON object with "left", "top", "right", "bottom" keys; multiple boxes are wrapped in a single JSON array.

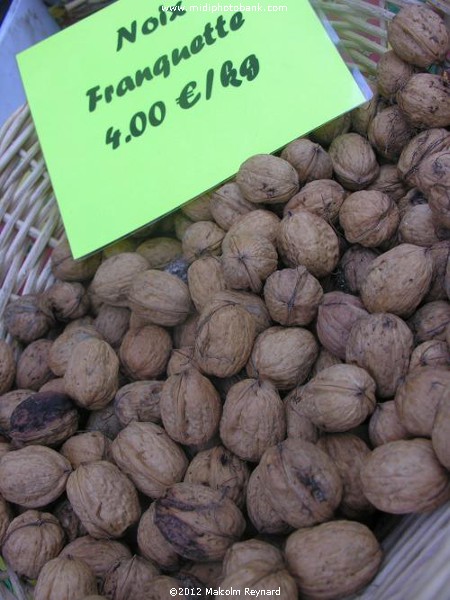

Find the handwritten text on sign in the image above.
[{"left": 18, "top": 1, "right": 367, "bottom": 258}]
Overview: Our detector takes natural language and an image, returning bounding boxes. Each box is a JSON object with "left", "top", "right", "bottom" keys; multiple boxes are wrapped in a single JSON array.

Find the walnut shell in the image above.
[
  {"left": 145, "top": 576, "right": 187, "bottom": 599},
  {"left": 281, "top": 138, "right": 333, "bottom": 184},
  {"left": 154, "top": 483, "right": 246, "bottom": 561},
  {"left": 220, "top": 378, "right": 286, "bottom": 462},
  {"left": 236, "top": 154, "right": 299, "bottom": 204},
  {"left": 246, "top": 466, "right": 291, "bottom": 534},
  {"left": 93, "top": 305, "right": 130, "bottom": 349},
  {"left": 346, "top": 313, "right": 414, "bottom": 398},
  {"left": 9, "top": 391, "right": 79, "bottom": 447},
  {"left": 66, "top": 461, "right": 141, "bottom": 538},
  {"left": 398, "top": 204, "right": 441, "bottom": 247},
  {"left": 369, "top": 401, "right": 410, "bottom": 447},
  {"left": 2, "top": 510, "right": 65, "bottom": 579},
  {"left": 398, "top": 128, "right": 450, "bottom": 189},
  {"left": 194, "top": 303, "right": 256, "bottom": 378},
  {"left": 181, "top": 193, "right": 212, "bottom": 221},
  {"left": 160, "top": 368, "right": 221, "bottom": 446},
  {"left": 299, "top": 365, "right": 376, "bottom": 432},
  {"left": 111, "top": 421, "right": 188, "bottom": 498},
  {"left": 368, "top": 105, "right": 416, "bottom": 161},
  {"left": 397, "top": 74, "right": 450, "bottom": 128},
  {"left": 174, "top": 213, "right": 194, "bottom": 241},
  {"left": 221, "top": 233, "right": 278, "bottom": 293},
  {"left": 226, "top": 209, "right": 280, "bottom": 244},
  {"left": 257, "top": 438, "right": 342, "bottom": 529},
  {"left": 210, "top": 182, "right": 255, "bottom": 230},
  {"left": 409, "top": 340, "right": 450, "bottom": 371},
  {"left": 119, "top": 325, "right": 172, "bottom": 380},
  {"left": 184, "top": 445, "right": 250, "bottom": 509},
  {"left": 0, "top": 341, "right": 15, "bottom": 395},
  {"left": 4, "top": 295, "right": 53, "bottom": 343},
  {"left": 0, "top": 445, "right": 71, "bottom": 508},
  {"left": 166, "top": 347, "right": 195, "bottom": 376},
  {"left": 317, "top": 434, "right": 374, "bottom": 518},
  {"left": 34, "top": 557, "right": 98, "bottom": 600},
  {"left": 137, "top": 503, "right": 180, "bottom": 570},
  {"left": 103, "top": 239, "right": 137, "bottom": 258},
  {"left": 0, "top": 389, "right": 32, "bottom": 432},
  {"left": 412, "top": 301, "right": 450, "bottom": 344},
  {"left": 114, "top": 380, "right": 162, "bottom": 426},
  {"left": 432, "top": 397, "right": 450, "bottom": 469},
  {"left": 182, "top": 221, "right": 225, "bottom": 263},
  {"left": 394, "top": 367, "right": 450, "bottom": 437},
  {"left": 263, "top": 266, "right": 323, "bottom": 326},
  {"left": 173, "top": 313, "right": 200, "bottom": 348},
  {"left": 49, "top": 325, "right": 103, "bottom": 377},
  {"left": 367, "top": 164, "right": 408, "bottom": 202},
  {"left": 53, "top": 498, "right": 87, "bottom": 543},
  {"left": 64, "top": 339, "right": 119, "bottom": 410},
  {"left": 285, "top": 520, "right": 382, "bottom": 600},
  {"left": 340, "top": 246, "right": 378, "bottom": 295},
  {"left": 136, "top": 237, "right": 182, "bottom": 269},
  {"left": 51, "top": 238, "right": 101, "bottom": 281},
  {"left": 0, "top": 496, "right": 12, "bottom": 546},
  {"left": 187, "top": 256, "right": 227, "bottom": 312},
  {"left": 360, "top": 244, "right": 433, "bottom": 317},
  {"left": 377, "top": 50, "right": 415, "bottom": 99},
  {"left": 39, "top": 281, "right": 90, "bottom": 322},
  {"left": 246, "top": 326, "right": 318, "bottom": 390},
  {"left": 284, "top": 386, "right": 320, "bottom": 443},
  {"left": 277, "top": 210, "right": 340, "bottom": 278},
  {"left": 339, "top": 191, "right": 399, "bottom": 248},
  {"left": 388, "top": 5, "right": 449, "bottom": 68},
  {"left": 316, "top": 292, "right": 368, "bottom": 360},
  {"left": 128, "top": 269, "right": 192, "bottom": 326},
  {"left": 203, "top": 290, "right": 270, "bottom": 335},
  {"left": 310, "top": 113, "right": 351, "bottom": 146},
  {"left": 329, "top": 133, "right": 379, "bottom": 191},
  {"left": 361, "top": 439, "right": 450, "bottom": 513},
  {"left": 61, "top": 536, "right": 132, "bottom": 581},
  {"left": 427, "top": 240, "right": 450, "bottom": 302},
  {"left": 61, "top": 432, "right": 111, "bottom": 468},
  {"left": 102, "top": 556, "right": 159, "bottom": 600},
  {"left": 283, "top": 179, "right": 346, "bottom": 223},
  {"left": 90, "top": 253, "right": 148, "bottom": 307}
]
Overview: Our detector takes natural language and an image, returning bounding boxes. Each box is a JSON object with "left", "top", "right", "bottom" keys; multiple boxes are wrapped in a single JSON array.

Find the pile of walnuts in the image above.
[{"left": 0, "top": 5, "right": 449, "bottom": 600}]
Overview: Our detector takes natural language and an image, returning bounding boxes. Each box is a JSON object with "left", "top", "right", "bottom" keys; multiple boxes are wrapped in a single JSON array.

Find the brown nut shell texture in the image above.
[
  {"left": 119, "top": 325, "right": 172, "bottom": 380},
  {"left": 160, "top": 368, "right": 222, "bottom": 446},
  {"left": 246, "top": 466, "right": 291, "bottom": 535},
  {"left": 236, "top": 154, "right": 299, "bottom": 204},
  {"left": 111, "top": 421, "right": 188, "bottom": 498},
  {"left": 61, "top": 432, "right": 111, "bottom": 469},
  {"left": 102, "top": 555, "right": 159, "bottom": 600},
  {"left": 361, "top": 439, "right": 450, "bottom": 514},
  {"left": 90, "top": 252, "right": 148, "bottom": 307},
  {"left": 285, "top": 520, "right": 382, "bottom": 600},
  {"left": 64, "top": 338, "right": 119, "bottom": 410},
  {"left": 34, "top": 557, "right": 98, "bottom": 600},
  {"left": 60, "top": 535, "right": 132, "bottom": 581},
  {"left": 257, "top": 438, "right": 343, "bottom": 529},
  {"left": 153, "top": 483, "right": 246, "bottom": 561},
  {"left": 0, "top": 445, "right": 71, "bottom": 508},
  {"left": 66, "top": 460, "right": 141, "bottom": 538},
  {"left": 0, "top": 341, "right": 15, "bottom": 395},
  {"left": 137, "top": 502, "right": 180, "bottom": 570}
]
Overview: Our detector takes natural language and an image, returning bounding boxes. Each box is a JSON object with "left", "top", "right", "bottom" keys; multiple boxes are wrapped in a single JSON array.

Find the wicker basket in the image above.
[{"left": 0, "top": 0, "right": 449, "bottom": 598}]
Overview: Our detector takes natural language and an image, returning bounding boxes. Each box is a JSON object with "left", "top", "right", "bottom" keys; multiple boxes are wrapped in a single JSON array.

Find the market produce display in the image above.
[{"left": 0, "top": 3, "right": 449, "bottom": 599}]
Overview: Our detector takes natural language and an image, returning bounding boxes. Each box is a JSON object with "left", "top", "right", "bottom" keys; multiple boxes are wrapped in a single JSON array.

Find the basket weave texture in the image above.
[{"left": 0, "top": 0, "right": 449, "bottom": 598}]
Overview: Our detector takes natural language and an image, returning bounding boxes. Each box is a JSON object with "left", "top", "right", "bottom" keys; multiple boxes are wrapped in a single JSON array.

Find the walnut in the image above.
[
  {"left": 203, "top": 290, "right": 270, "bottom": 335},
  {"left": 51, "top": 238, "right": 101, "bottom": 281},
  {"left": 397, "top": 74, "right": 450, "bottom": 128},
  {"left": 111, "top": 421, "right": 188, "bottom": 498},
  {"left": 377, "top": 50, "right": 415, "bottom": 99},
  {"left": 182, "top": 221, "right": 225, "bottom": 263},
  {"left": 398, "top": 204, "right": 441, "bottom": 247},
  {"left": 153, "top": 483, "right": 246, "bottom": 561},
  {"left": 226, "top": 209, "right": 280, "bottom": 244},
  {"left": 119, "top": 325, "right": 172, "bottom": 380},
  {"left": 64, "top": 338, "right": 119, "bottom": 410},
  {"left": 351, "top": 81, "right": 380, "bottom": 136},
  {"left": 187, "top": 256, "right": 227, "bottom": 312},
  {"left": 246, "top": 466, "right": 291, "bottom": 534},
  {"left": 137, "top": 503, "right": 180, "bottom": 570},
  {"left": 409, "top": 340, "right": 450, "bottom": 371},
  {"left": 427, "top": 241, "right": 450, "bottom": 302},
  {"left": 340, "top": 246, "right": 378, "bottom": 294},
  {"left": 280, "top": 138, "right": 333, "bottom": 184},
  {"left": 49, "top": 325, "right": 103, "bottom": 377},
  {"left": 15, "top": 339, "right": 53, "bottom": 391},
  {"left": 60, "top": 535, "right": 131, "bottom": 581},
  {"left": 432, "top": 397, "right": 450, "bottom": 470},
  {"left": 90, "top": 252, "right": 148, "bottom": 307},
  {"left": 53, "top": 498, "right": 87, "bottom": 543},
  {"left": 0, "top": 341, "right": 15, "bottom": 395},
  {"left": 93, "top": 305, "right": 130, "bottom": 349},
  {"left": 368, "top": 106, "right": 416, "bottom": 161},
  {"left": 136, "top": 237, "right": 182, "bottom": 269},
  {"left": 0, "top": 445, "right": 71, "bottom": 508},
  {"left": 346, "top": 313, "right": 414, "bottom": 398},
  {"left": 278, "top": 210, "right": 340, "bottom": 277},
  {"left": 61, "top": 432, "right": 111, "bottom": 468},
  {"left": 284, "top": 385, "right": 320, "bottom": 443},
  {"left": 220, "top": 378, "right": 286, "bottom": 462},
  {"left": 0, "top": 389, "right": 32, "bottom": 433},
  {"left": 210, "top": 182, "right": 255, "bottom": 230},
  {"left": 184, "top": 445, "right": 250, "bottom": 508},
  {"left": 2, "top": 510, "right": 65, "bottom": 579},
  {"left": 34, "top": 557, "right": 98, "bottom": 600},
  {"left": 4, "top": 295, "right": 54, "bottom": 343},
  {"left": 310, "top": 113, "right": 351, "bottom": 146},
  {"left": 246, "top": 326, "right": 318, "bottom": 390},
  {"left": 299, "top": 365, "right": 376, "bottom": 432},
  {"left": 360, "top": 244, "right": 433, "bottom": 317},
  {"left": 236, "top": 154, "right": 299, "bottom": 203},
  {"left": 181, "top": 193, "right": 213, "bottom": 221},
  {"left": 114, "top": 380, "right": 162, "bottom": 426},
  {"left": 39, "top": 281, "right": 90, "bottom": 322},
  {"left": 283, "top": 179, "right": 346, "bottom": 223},
  {"left": 398, "top": 128, "right": 450, "bottom": 189},
  {"left": 86, "top": 403, "right": 122, "bottom": 440},
  {"left": 66, "top": 461, "right": 141, "bottom": 538},
  {"left": 328, "top": 133, "right": 379, "bottom": 190},
  {"left": 102, "top": 556, "right": 159, "bottom": 600},
  {"left": 0, "top": 496, "right": 12, "bottom": 545},
  {"left": 408, "top": 300, "right": 450, "bottom": 343},
  {"left": 367, "top": 164, "right": 408, "bottom": 202},
  {"left": 369, "top": 401, "right": 410, "bottom": 447},
  {"left": 285, "top": 520, "right": 382, "bottom": 599},
  {"left": 361, "top": 439, "right": 450, "bottom": 513}
]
